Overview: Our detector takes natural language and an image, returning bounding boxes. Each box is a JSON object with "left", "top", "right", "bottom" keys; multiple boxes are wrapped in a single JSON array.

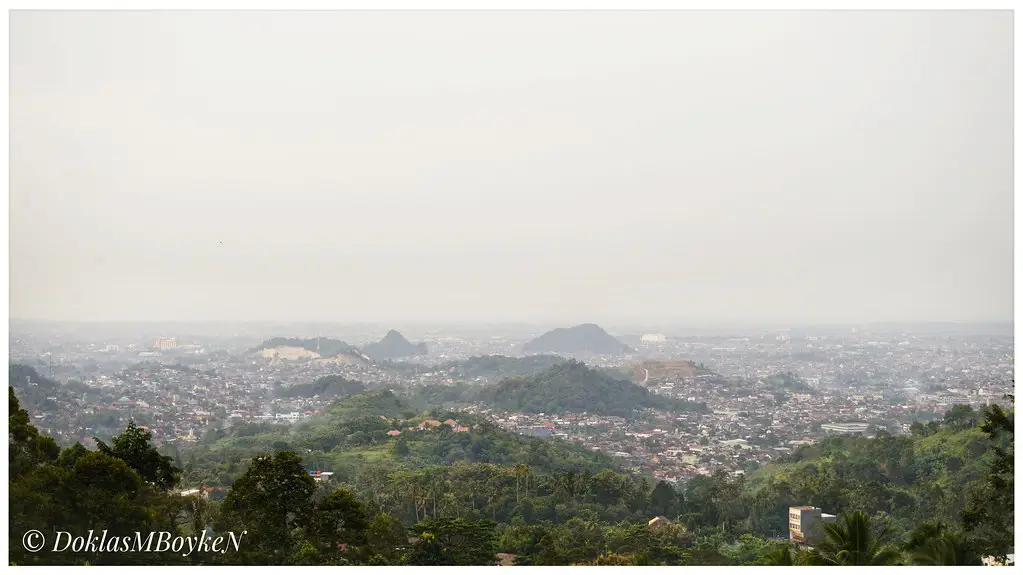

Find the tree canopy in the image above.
[{"left": 8, "top": 386, "right": 1014, "bottom": 566}]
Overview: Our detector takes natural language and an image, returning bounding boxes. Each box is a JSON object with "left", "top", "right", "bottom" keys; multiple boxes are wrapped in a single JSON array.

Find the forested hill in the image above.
[
  {"left": 9, "top": 383, "right": 1015, "bottom": 566},
  {"left": 275, "top": 375, "right": 366, "bottom": 399},
  {"left": 9, "top": 364, "right": 62, "bottom": 414},
  {"left": 696, "top": 401, "right": 1014, "bottom": 560},
  {"left": 442, "top": 354, "right": 565, "bottom": 381},
  {"left": 183, "top": 390, "right": 619, "bottom": 487},
  {"left": 480, "top": 360, "right": 709, "bottom": 417}
]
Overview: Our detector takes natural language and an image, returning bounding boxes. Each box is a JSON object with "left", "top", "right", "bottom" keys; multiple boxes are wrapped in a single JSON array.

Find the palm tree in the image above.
[
  {"left": 761, "top": 544, "right": 797, "bottom": 565},
  {"left": 808, "top": 511, "right": 903, "bottom": 566},
  {"left": 514, "top": 463, "right": 527, "bottom": 503},
  {"left": 904, "top": 520, "right": 946, "bottom": 552},
  {"left": 522, "top": 464, "right": 534, "bottom": 499},
  {"left": 906, "top": 523, "right": 982, "bottom": 566}
]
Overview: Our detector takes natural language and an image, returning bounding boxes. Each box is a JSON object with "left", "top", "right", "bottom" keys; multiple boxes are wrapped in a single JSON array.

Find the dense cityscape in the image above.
[
  {"left": 11, "top": 322, "right": 1013, "bottom": 484},
  {"left": 10, "top": 8, "right": 1013, "bottom": 568}
]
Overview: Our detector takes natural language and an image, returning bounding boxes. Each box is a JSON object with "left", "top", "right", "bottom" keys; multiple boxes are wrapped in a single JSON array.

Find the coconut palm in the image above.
[
  {"left": 904, "top": 520, "right": 946, "bottom": 552},
  {"left": 908, "top": 525, "right": 982, "bottom": 566},
  {"left": 808, "top": 511, "right": 903, "bottom": 566},
  {"left": 761, "top": 544, "right": 799, "bottom": 565}
]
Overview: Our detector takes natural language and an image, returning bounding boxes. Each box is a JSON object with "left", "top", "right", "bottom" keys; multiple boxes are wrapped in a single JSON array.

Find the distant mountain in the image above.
[
  {"left": 522, "top": 324, "right": 631, "bottom": 355},
  {"left": 363, "top": 330, "right": 428, "bottom": 360},
  {"left": 480, "top": 360, "right": 708, "bottom": 417}
]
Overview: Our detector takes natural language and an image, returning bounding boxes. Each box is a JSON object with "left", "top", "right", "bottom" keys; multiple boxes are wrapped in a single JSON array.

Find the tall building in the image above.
[
  {"left": 154, "top": 337, "right": 178, "bottom": 350},
  {"left": 789, "top": 506, "right": 836, "bottom": 546}
]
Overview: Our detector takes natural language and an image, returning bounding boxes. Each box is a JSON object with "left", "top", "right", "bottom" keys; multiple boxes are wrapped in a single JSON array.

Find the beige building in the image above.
[
  {"left": 154, "top": 337, "right": 178, "bottom": 350},
  {"left": 789, "top": 506, "right": 836, "bottom": 546}
]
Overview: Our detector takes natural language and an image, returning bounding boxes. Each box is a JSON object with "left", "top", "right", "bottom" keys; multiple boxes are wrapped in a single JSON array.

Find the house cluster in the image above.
[
  {"left": 384, "top": 417, "right": 472, "bottom": 437},
  {"left": 13, "top": 326, "right": 1013, "bottom": 488}
]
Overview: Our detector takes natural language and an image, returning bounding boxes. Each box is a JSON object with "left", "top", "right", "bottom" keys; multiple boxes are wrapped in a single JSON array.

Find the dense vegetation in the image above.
[
  {"left": 480, "top": 360, "right": 709, "bottom": 417},
  {"left": 275, "top": 375, "right": 366, "bottom": 399},
  {"left": 10, "top": 389, "right": 196, "bottom": 566},
  {"left": 405, "top": 382, "right": 477, "bottom": 411},
  {"left": 440, "top": 354, "right": 565, "bottom": 381},
  {"left": 735, "top": 411, "right": 1006, "bottom": 539},
  {"left": 9, "top": 363, "right": 61, "bottom": 413},
  {"left": 180, "top": 391, "right": 618, "bottom": 487},
  {"left": 379, "top": 354, "right": 566, "bottom": 385},
  {"left": 9, "top": 381, "right": 1014, "bottom": 566}
]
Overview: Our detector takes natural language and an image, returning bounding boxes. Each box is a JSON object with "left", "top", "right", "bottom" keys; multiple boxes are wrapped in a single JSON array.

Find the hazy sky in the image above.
[{"left": 10, "top": 10, "right": 1014, "bottom": 325}]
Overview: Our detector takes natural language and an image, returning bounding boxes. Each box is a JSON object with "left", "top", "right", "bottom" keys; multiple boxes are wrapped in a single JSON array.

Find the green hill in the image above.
[
  {"left": 184, "top": 390, "right": 617, "bottom": 486},
  {"left": 406, "top": 382, "right": 478, "bottom": 411},
  {"left": 380, "top": 354, "right": 565, "bottom": 383},
  {"left": 276, "top": 375, "right": 366, "bottom": 399},
  {"left": 9, "top": 381, "right": 1015, "bottom": 566},
  {"left": 316, "top": 390, "right": 414, "bottom": 421},
  {"left": 9, "top": 364, "right": 62, "bottom": 413},
  {"left": 480, "top": 360, "right": 708, "bottom": 417},
  {"left": 445, "top": 354, "right": 566, "bottom": 381},
  {"left": 737, "top": 417, "right": 1006, "bottom": 538}
]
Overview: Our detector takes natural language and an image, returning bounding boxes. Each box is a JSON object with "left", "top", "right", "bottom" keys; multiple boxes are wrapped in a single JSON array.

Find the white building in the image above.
[
  {"left": 820, "top": 422, "right": 870, "bottom": 435},
  {"left": 939, "top": 395, "right": 972, "bottom": 406}
]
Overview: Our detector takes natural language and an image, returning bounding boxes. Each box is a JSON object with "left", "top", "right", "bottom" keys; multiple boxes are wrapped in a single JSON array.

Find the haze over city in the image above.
[
  {"left": 8, "top": 7, "right": 1017, "bottom": 570},
  {"left": 10, "top": 10, "right": 1012, "bottom": 326}
]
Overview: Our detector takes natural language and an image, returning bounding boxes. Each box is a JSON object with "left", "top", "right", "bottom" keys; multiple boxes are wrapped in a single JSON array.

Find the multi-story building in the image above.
[
  {"left": 820, "top": 422, "right": 870, "bottom": 435},
  {"left": 520, "top": 426, "right": 554, "bottom": 437},
  {"left": 154, "top": 337, "right": 178, "bottom": 350},
  {"left": 789, "top": 506, "right": 836, "bottom": 546},
  {"left": 939, "top": 394, "right": 972, "bottom": 406}
]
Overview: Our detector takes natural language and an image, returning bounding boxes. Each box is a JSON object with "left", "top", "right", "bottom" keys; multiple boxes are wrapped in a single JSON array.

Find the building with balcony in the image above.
[{"left": 789, "top": 506, "right": 836, "bottom": 546}]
